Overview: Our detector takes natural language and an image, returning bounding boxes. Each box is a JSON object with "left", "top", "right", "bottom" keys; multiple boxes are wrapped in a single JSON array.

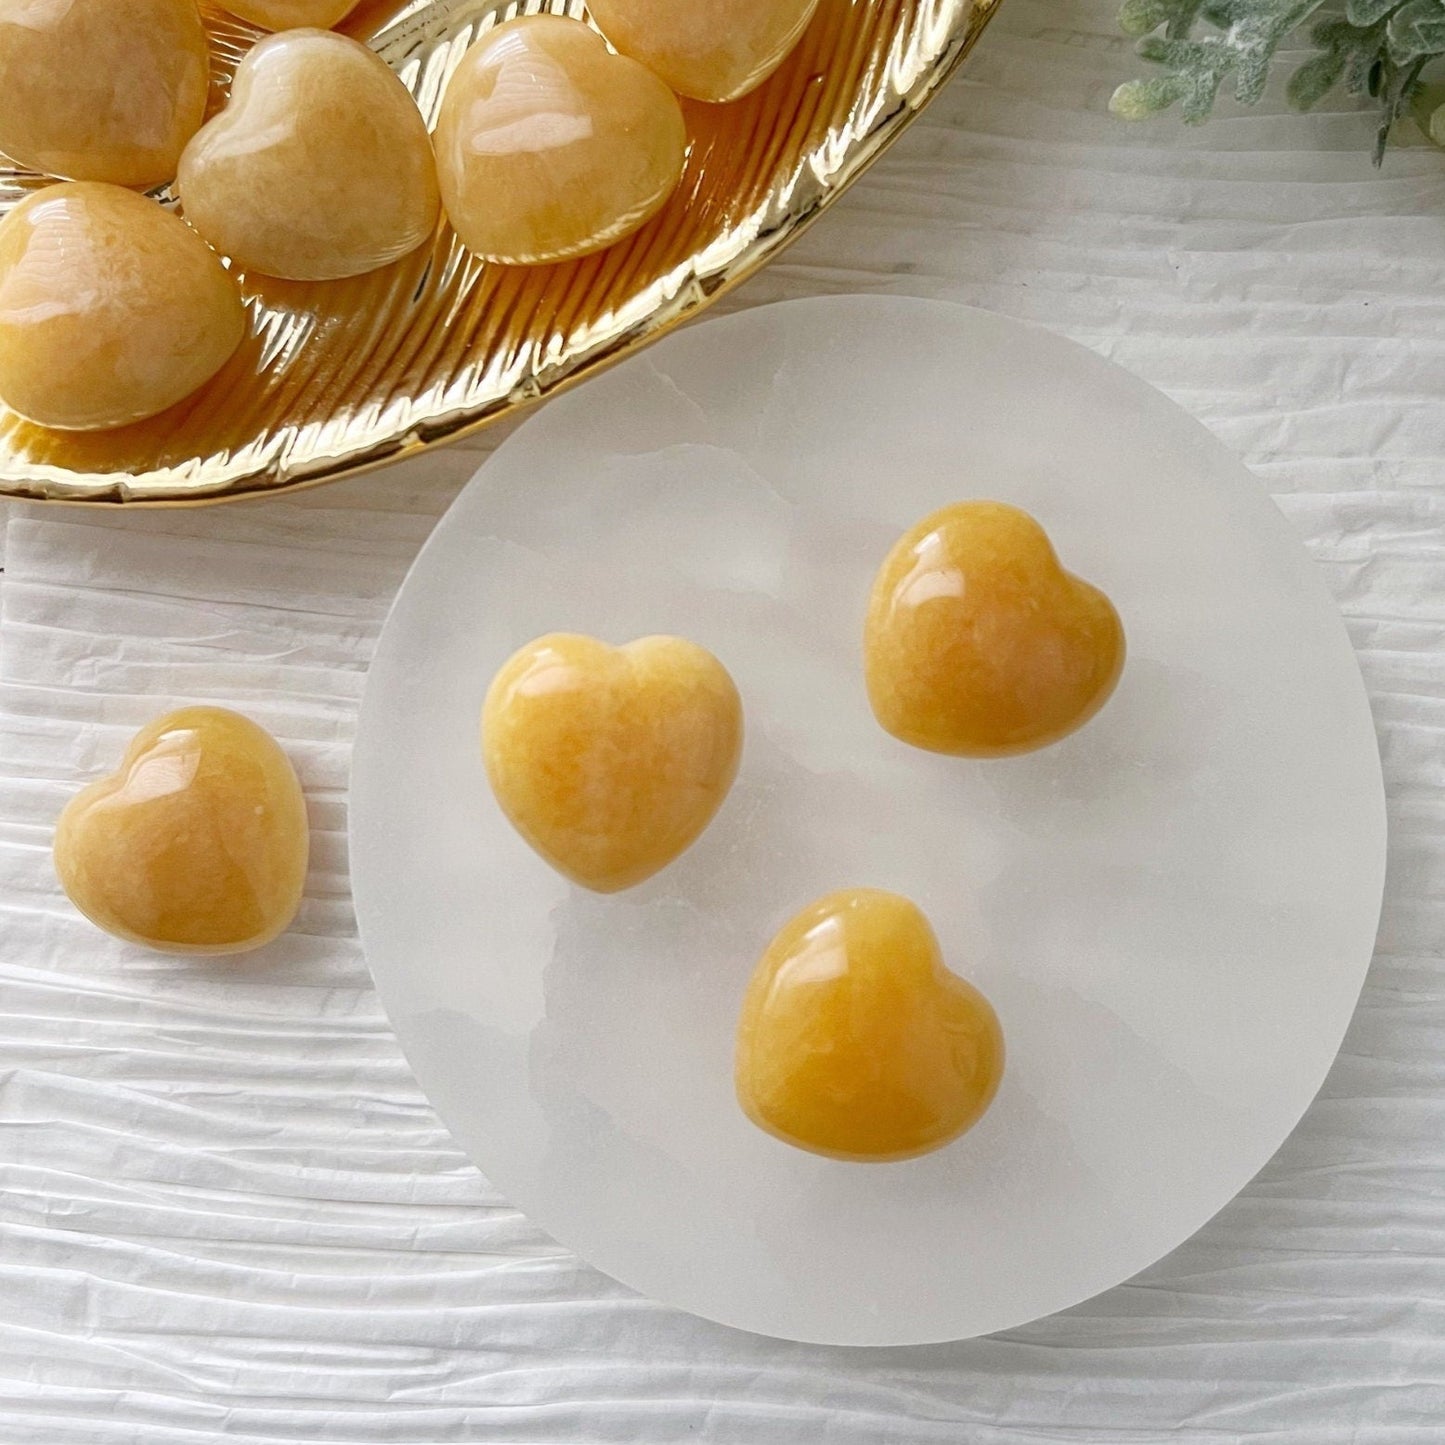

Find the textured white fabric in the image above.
[{"left": 0, "top": 0, "right": 1442, "bottom": 1438}]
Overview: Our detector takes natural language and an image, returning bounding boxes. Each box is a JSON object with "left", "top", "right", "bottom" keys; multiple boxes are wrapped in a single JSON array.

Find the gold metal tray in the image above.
[{"left": 0, "top": 0, "right": 999, "bottom": 505}]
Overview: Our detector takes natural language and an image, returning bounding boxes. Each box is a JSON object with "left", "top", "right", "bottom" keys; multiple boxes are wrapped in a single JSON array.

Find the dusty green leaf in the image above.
[
  {"left": 1387, "top": 0, "right": 1445, "bottom": 60},
  {"left": 1110, "top": 75, "right": 1190, "bottom": 115},
  {"left": 1114, "top": 0, "right": 1445, "bottom": 159},
  {"left": 1119, "top": 0, "right": 1177, "bottom": 36},
  {"left": 1288, "top": 47, "right": 1347, "bottom": 107},
  {"left": 1347, "top": 0, "right": 1402, "bottom": 24}
]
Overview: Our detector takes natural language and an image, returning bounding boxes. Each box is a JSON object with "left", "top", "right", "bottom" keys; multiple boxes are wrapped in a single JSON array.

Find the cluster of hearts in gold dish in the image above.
[
  {"left": 52, "top": 503, "right": 1123, "bottom": 1162},
  {"left": 0, "top": 0, "right": 820, "bottom": 432}
]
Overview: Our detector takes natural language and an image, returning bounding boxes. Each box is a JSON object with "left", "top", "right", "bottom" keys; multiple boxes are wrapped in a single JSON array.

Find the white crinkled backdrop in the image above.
[{"left": 0, "top": 1, "right": 1441, "bottom": 1439}]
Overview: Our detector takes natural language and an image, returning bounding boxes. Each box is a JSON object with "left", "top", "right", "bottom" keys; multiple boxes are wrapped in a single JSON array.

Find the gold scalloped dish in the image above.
[{"left": 0, "top": 0, "right": 999, "bottom": 505}]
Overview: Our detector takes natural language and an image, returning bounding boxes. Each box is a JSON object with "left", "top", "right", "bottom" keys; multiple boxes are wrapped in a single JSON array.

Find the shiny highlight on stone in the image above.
[
  {"left": 54, "top": 706, "right": 310, "bottom": 955},
  {"left": 865, "top": 501, "right": 1125, "bottom": 757},
  {"left": 0, "top": 0, "right": 209, "bottom": 188},
  {"left": 178, "top": 29, "right": 440, "bottom": 282},
  {"left": 736, "top": 888, "right": 1004, "bottom": 1161},
  {"left": 0, "top": 182, "right": 245, "bottom": 430},
  {"left": 482, "top": 632, "right": 743, "bottom": 892},
  {"left": 435, "top": 15, "right": 687, "bottom": 266},
  {"left": 587, "top": 0, "right": 821, "bottom": 103}
]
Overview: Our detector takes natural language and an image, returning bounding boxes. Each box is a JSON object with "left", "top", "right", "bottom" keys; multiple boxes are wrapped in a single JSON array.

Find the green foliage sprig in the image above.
[{"left": 1111, "top": 0, "right": 1445, "bottom": 162}]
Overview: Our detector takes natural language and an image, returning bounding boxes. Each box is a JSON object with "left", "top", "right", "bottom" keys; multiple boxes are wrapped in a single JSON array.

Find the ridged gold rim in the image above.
[{"left": 0, "top": 0, "right": 1001, "bottom": 506}]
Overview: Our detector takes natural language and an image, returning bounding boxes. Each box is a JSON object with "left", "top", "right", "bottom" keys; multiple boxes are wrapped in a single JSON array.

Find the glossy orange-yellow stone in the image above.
[
  {"left": 865, "top": 502, "right": 1125, "bottom": 757},
  {"left": 586, "top": 0, "right": 820, "bottom": 103},
  {"left": 0, "top": 0, "right": 209, "bottom": 188},
  {"left": 0, "top": 182, "right": 246, "bottom": 430},
  {"left": 219, "top": 0, "right": 357, "bottom": 28},
  {"left": 736, "top": 889, "right": 1004, "bottom": 1162},
  {"left": 178, "top": 29, "right": 440, "bottom": 281},
  {"left": 54, "top": 707, "right": 309, "bottom": 956},
  {"left": 434, "top": 15, "right": 687, "bottom": 265},
  {"left": 482, "top": 633, "right": 743, "bottom": 893}
]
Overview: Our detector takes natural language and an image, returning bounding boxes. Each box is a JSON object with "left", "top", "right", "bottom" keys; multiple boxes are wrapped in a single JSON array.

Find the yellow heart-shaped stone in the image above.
[
  {"left": 178, "top": 29, "right": 440, "bottom": 281},
  {"left": 0, "top": 0, "right": 209, "bottom": 188},
  {"left": 434, "top": 15, "right": 687, "bottom": 266},
  {"left": 482, "top": 633, "right": 743, "bottom": 892},
  {"left": 587, "top": 0, "right": 820, "bottom": 103},
  {"left": 219, "top": 1, "right": 357, "bottom": 28},
  {"left": 0, "top": 182, "right": 246, "bottom": 430},
  {"left": 54, "top": 707, "right": 309, "bottom": 955},
  {"left": 736, "top": 889, "right": 1004, "bottom": 1162},
  {"left": 865, "top": 501, "right": 1126, "bottom": 757}
]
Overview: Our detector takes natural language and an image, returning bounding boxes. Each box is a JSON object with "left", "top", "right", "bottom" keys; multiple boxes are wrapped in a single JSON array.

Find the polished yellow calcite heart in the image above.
[
  {"left": 0, "top": 182, "right": 246, "bottom": 430},
  {"left": 54, "top": 707, "right": 310, "bottom": 956},
  {"left": 865, "top": 501, "right": 1126, "bottom": 757},
  {"left": 482, "top": 633, "right": 743, "bottom": 892},
  {"left": 434, "top": 15, "right": 687, "bottom": 266},
  {"left": 0, "top": 0, "right": 209, "bottom": 188},
  {"left": 736, "top": 889, "right": 1003, "bottom": 1161},
  {"left": 178, "top": 29, "right": 440, "bottom": 281},
  {"left": 219, "top": 0, "right": 357, "bottom": 28},
  {"left": 586, "top": 0, "right": 820, "bottom": 103}
]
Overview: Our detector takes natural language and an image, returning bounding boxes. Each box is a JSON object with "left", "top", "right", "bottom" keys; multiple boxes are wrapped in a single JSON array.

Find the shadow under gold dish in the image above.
[{"left": 0, "top": 0, "right": 999, "bottom": 505}]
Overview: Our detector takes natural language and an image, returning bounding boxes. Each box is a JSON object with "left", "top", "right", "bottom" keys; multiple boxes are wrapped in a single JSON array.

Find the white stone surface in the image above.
[
  {"left": 352, "top": 296, "right": 1386, "bottom": 1346},
  {"left": 0, "top": 0, "right": 1441, "bottom": 1435}
]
